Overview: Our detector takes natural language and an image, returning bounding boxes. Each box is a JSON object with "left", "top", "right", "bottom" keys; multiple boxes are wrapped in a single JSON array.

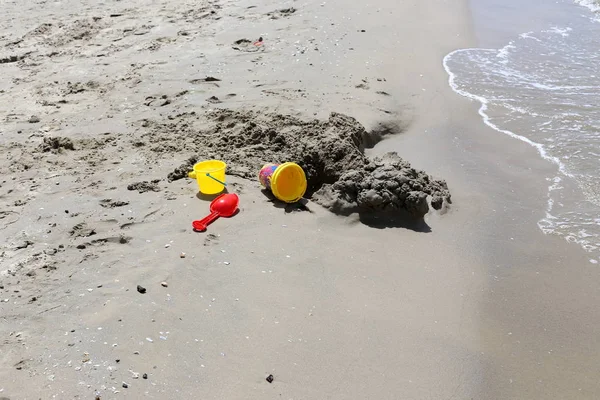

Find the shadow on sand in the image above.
[
  {"left": 262, "top": 189, "right": 431, "bottom": 232},
  {"left": 357, "top": 210, "right": 431, "bottom": 233},
  {"left": 195, "top": 188, "right": 229, "bottom": 202},
  {"left": 261, "top": 189, "right": 314, "bottom": 213}
]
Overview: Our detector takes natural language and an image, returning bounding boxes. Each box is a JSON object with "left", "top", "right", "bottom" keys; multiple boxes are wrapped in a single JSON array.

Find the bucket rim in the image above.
[
  {"left": 271, "top": 162, "right": 307, "bottom": 203},
  {"left": 194, "top": 159, "right": 227, "bottom": 172}
]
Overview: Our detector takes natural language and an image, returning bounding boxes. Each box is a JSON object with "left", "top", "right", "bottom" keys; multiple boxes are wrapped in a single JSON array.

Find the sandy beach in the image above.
[{"left": 2, "top": 0, "right": 600, "bottom": 399}]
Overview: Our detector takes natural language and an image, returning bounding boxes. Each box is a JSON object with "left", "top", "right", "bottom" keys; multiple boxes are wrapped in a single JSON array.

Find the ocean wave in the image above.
[{"left": 442, "top": 47, "right": 571, "bottom": 176}]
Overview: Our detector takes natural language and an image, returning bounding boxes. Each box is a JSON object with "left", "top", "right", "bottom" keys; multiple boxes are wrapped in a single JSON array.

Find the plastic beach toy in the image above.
[
  {"left": 192, "top": 193, "right": 239, "bottom": 231},
  {"left": 188, "top": 160, "right": 227, "bottom": 194},
  {"left": 259, "top": 162, "right": 307, "bottom": 203}
]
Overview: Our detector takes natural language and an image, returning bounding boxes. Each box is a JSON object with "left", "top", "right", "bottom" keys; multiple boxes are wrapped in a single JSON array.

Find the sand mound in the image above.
[
  {"left": 142, "top": 109, "right": 450, "bottom": 218},
  {"left": 313, "top": 152, "right": 450, "bottom": 216}
]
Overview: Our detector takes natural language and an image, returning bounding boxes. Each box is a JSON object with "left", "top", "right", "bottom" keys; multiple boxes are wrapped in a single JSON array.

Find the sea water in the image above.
[{"left": 444, "top": 0, "right": 600, "bottom": 263}]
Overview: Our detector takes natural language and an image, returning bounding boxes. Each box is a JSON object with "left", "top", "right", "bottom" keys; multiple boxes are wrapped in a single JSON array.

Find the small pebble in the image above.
[
  {"left": 223, "top": 261, "right": 230, "bottom": 265},
  {"left": 143, "top": 373, "right": 148, "bottom": 379},
  {"left": 164, "top": 244, "right": 171, "bottom": 248},
  {"left": 146, "top": 337, "right": 153, "bottom": 342},
  {"left": 137, "top": 285, "right": 146, "bottom": 294},
  {"left": 266, "top": 374, "right": 274, "bottom": 383},
  {"left": 160, "top": 282, "right": 168, "bottom": 287},
  {"left": 180, "top": 252, "right": 186, "bottom": 258},
  {"left": 122, "top": 383, "right": 128, "bottom": 388}
]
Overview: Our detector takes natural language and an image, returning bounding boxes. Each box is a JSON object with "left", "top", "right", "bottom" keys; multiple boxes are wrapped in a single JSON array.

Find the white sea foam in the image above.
[
  {"left": 575, "top": 0, "right": 600, "bottom": 13},
  {"left": 497, "top": 43, "right": 516, "bottom": 61},
  {"left": 545, "top": 27, "right": 573, "bottom": 37},
  {"left": 575, "top": 0, "right": 600, "bottom": 22},
  {"left": 519, "top": 32, "right": 542, "bottom": 42}
]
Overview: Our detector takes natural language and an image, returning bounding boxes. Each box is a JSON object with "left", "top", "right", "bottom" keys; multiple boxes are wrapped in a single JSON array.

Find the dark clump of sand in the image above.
[
  {"left": 146, "top": 109, "right": 450, "bottom": 219},
  {"left": 167, "top": 156, "right": 198, "bottom": 182},
  {"left": 127, "top": 180, "right": 161, "bottom": 193},
  {"left": 38, "top": 136, "right": 75, "bottom": 152}
]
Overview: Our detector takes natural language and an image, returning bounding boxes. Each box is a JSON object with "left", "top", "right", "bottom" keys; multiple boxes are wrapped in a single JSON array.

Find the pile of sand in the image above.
[{"left": 139, "top": 109, "right": 450, "bottom": 218}]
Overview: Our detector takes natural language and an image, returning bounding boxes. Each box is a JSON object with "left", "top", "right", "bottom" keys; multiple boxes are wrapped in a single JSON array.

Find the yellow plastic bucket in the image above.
[
  {"left": 188, "top": 160, "right": 227, "bottom": 194},
  {"left": 258, "top": 162, "right": 307, "bottom": 203}
]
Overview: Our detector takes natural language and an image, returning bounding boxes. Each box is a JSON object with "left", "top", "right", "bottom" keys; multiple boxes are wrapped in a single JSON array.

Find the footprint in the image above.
[
  {"left": 203, "top": 233, "right": 219, "bottom": 246},
  {"left": 99, "top": 199, "right": 129, "bottom": 208},
  {"left": 232, "top": 38, "right": 263, "bottom": 52}
]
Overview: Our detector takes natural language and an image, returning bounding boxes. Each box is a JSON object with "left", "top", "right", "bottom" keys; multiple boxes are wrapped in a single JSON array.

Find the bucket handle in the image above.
[
  {"left": 206, "top": 173, "right": 227, "bottom": 187},
  {"left": 187, "top": 171, "right": 227, "bottom": 187}
]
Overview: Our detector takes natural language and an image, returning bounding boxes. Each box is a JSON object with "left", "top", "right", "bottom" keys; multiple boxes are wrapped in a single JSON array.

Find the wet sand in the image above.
[{"left": 1, "top": 0, "right": 599, "bottom": 399}]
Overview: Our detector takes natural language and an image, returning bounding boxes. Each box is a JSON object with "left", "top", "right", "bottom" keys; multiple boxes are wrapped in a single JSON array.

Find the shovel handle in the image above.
[{"left": 192, "top": 211, "right": 219, "bottom": 231}]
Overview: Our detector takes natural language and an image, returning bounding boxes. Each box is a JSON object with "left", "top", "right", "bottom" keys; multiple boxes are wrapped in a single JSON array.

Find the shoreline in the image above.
[
  {"left": 444, "top": 0, "right": 600, "bottom": 261},
  {"left": 1, "top": 0, "right": 600, "bottom": 399}
]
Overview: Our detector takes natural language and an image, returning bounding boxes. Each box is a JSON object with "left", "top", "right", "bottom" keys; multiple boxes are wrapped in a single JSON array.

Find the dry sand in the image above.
[{"left": 2, "top": 0, "right": 600, "bottom": 399}]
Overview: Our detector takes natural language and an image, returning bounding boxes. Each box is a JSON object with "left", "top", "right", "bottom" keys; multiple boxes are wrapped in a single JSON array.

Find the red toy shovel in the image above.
[{"left": 192, "top": 193, "right": 239, "bottom": 231}]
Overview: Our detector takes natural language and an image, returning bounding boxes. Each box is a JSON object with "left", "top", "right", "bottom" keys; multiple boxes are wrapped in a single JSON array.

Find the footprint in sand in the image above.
[
  {"left": 232, "top": 38, "right": 264, "bottom": 52},
  {"left": 203, "top": 233, "right": 219, "bottom": 246}
]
